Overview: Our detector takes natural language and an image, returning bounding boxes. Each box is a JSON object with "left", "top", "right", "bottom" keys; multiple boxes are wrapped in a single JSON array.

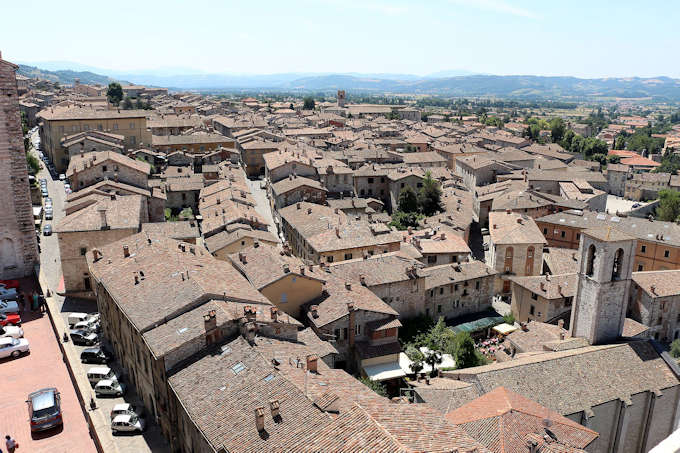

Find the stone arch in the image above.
[
  {"left": 612, "top": 248, "right": 624, "bottom": 280},
  {"left": 586, "top": 244, "right": 596, "bottom": 277}
]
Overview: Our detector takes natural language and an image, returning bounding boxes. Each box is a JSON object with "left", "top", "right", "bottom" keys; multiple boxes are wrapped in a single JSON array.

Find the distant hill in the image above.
[{"left": 17, "top": 64, "right": 130, "bottom": 87}]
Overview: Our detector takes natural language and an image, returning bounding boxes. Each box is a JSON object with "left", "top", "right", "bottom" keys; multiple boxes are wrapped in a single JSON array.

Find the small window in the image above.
[
  {"left": 102, "top": 165, "right": 108, "bottom": 172},
  {"left": 576, "top": 233, "right": 580, "bottom": 240},
  {"left": 231, "top": 362, "right": 246, "bottom": 374},
  {"left": 343, "top": 328, "right": 348, "bottom": 339},
  {"left": 437, "top": 304, "right": 442, "bottom": 313},
  {"left": 531, "top": 293, "right": 538, "bottom": 300},
  {"left": 428, "top": 255, "right": 437, "bottom": 264},
  {"left": 543, "top": 228, "right": 548, "bottom": 235},
  {"left": 641, "top": 245, "right": 646, "bottom": 253},
  {"left": 80, "top": 247, "right": 87, "bottom": 256},
  {"left": 326, "top": 256, "right": 334, "bottom": 263},
  {"left": 401, "top": 183, "right": 405, "bottom": 188},
  {"left": 638, "top": 264, "right": 644, "bottom": 271},
  {"left": 475, "top": 281, "right": 480, "bottom": 290},
  {"left": 344, "top": 253, "right": 352, "bottom": 260},
  {"left": 530, "top": 305, "right": 535, "bottom": 315},
  {"left": 113, "top": 123, "right": 119, "bottom": 130},
  {"left": 664, "top": 250, "right": 670, "bottom": 258},
  {"left": 560, "top": 231, "right": 566, "bottom": 238},
  {"left": 334, "top": 328, "right": 340, "bottom": 339},
  {"left": 439, "top": 287, "right": 444, "bottom": 295},
  {"left": 368, "top": 177, "right": 374, "bottom": 183}
]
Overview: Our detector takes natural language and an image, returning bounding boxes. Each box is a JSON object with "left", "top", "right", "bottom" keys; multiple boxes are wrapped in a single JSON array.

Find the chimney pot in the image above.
[
  {"left": 345, "top": 281, "right": 352, "bottom": 290},
  {"left": 255, "top": 407, "right": 265, "bottom": 432},
  {"left": 269, "top": 400, "right": 280, "bottom": 419},
  {"left": 270, "top": 306, "right": 278, "bottom": 321},
  {"left": 123, "top": 245, "right": 130, "bottom": 258}
]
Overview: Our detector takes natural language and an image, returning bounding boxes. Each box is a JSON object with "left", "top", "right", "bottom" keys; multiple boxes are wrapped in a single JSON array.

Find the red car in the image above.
[
  {"left": 0, "top": 313, "right": 21, "bottom": 327},
  {"left": 0, "top": 280, "right": 20, "bottom": 290}
]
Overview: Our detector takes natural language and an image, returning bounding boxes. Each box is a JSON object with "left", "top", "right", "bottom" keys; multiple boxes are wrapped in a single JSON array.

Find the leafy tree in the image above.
[
  {"left": 122, "top": 96, "right": 133, "bottom": 110},
  {"left": 559, "top": 129, "right": 575, "bottom": 150},
  {"left": 550, "top": 117, "right": 566, "bottom": 143},
  {"left": 614, "top": 135, "right": 626, "bottom": 150},
  {"left": 656, "top": 153, "right": 680, "bottom": 174},
  {"left": 398, "top": 186, "right": 418, "bottom": 213},
  {"left": 656, "top": 190, "right": 680, "bottom": 222},
  {"left": 424, "top": 317, "right": 456, "bottom": 352},
  {"left": 289, "top": 103, "right": 294, "bottom": 110},
  {"left": 671, "top": 339, "right": 680, "bottom": 358},
  {"left": 589, "top": 153, "right": 607, "bottom": 166},
  {"left": 607, "top": 155, "right": 621, "bottom": 164},
  {"left": 135, "top": 97, "right": 144, "bottom": 109},
  {"left": 26, "top": 153, "right": 39, "bottom": 175},
  {"left": 106, "top": 82, "right": 123, "bottom": 105},
  {"left": 503, "top": 313, "right": 515, "bottom": 325},
  {"left": 570, "top": 135, "right": 585, "bottom": 154},
  {"left": 358, "top": 376, "right": 387, "bottom": 397},
  {"left": 423, "top": 349, "right": 443, "bottom": 377},
  {"left": 405, "top": 344, "right": 425, "bottom": 374},
  {"left": 452, "top": 331, "right": 485, "bottom": 369},
  {"left": 389, "top": 211, "right": 423, "bottom": 231},
  {"left": 582, "top": 137, "right": 609, "bottom": 158},
  {"left": 302, "top": 96, "right": 315, "bottom": 110},
  {"left": 418, "top": 172, "right": 442, "bottom": 216}
]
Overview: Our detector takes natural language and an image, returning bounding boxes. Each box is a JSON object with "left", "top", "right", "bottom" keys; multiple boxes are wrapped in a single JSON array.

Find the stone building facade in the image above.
[{"left": 0, "top": 55, "right": 39, "bottom": 279}]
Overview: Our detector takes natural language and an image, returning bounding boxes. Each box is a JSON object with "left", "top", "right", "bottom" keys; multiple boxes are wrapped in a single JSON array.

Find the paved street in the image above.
[
  {"left": 246, "top": 176, "right": 281, "bottom": 240},
  {"left": 31, "top": 135, "right": 168, "bottom": 452}
]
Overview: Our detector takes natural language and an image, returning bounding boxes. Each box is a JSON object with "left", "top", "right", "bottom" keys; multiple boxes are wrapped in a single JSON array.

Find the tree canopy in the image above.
[
  {"left": 418, "top": 171, "right": 442, "bottom": 216},
  {"left": 106, "top": 82, "right": 123, "bottom": 105},
  {"left": 656, "top": 189, "right": 680, "bottom": 222},
  {"left": 398, "top": 186, "right": 418, "bottom": 213},
  {"left": 302, "top": 96, "right": 315, "bottom": 110}
]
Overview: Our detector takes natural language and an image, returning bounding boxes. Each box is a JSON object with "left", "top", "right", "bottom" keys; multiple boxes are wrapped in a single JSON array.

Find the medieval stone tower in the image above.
[
  {"left": 337, "top": 90, "right": 346, "bottom": 108},
  {"left": 570, "top": 226, "right": 636, "bottom": 345},
  {"left": 0, "top": 52, "right": 39, "bottom": 278}
]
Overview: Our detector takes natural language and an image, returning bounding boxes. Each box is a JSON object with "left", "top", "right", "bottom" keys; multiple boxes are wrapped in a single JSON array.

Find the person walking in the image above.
[{"left": 5, "top": 435, "right": 17, "bottom": 452}]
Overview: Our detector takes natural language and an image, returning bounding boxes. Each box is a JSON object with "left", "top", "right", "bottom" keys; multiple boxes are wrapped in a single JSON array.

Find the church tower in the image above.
[
  {"left": 570, "top": 226, "right": 636, "bottom": 345},
  {"left": 0, "top": 52, "right": 39, "bottom": 278},
  {"left": 337, "top": 90, "right": 346, "bottom": 108}
]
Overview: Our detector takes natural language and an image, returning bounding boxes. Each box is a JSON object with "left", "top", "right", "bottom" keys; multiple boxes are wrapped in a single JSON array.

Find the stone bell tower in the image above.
[
  {"left": 570, "top": 226, "right": 636, "bottom": 345},
  {"left": 0, "top": 52, "right": 39, "bottom": 278},
  {"left": 337, "top": 90, "right": 346, "bottom": 108}
]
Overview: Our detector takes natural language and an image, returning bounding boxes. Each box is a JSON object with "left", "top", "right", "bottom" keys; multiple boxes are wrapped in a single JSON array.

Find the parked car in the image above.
[
  {"left": 110, "top": 403, "right": 144, "bottom": 421},
  {"left": 70, "top": 329, "right": 98, "bottom": 346},
  {"left": 632, "top": 203, "right": 641, "bottom": 208},
  {"left": 0, "top": 337, "right": 29, "bottom": 359},
  {"left": 41, "top": 188, "right": 49, "bottom": 198},
  {"left": 45, "top": 209, "right": 53, "bottom": 220},
  {"left": 0, "top": 279, "right": 20, "bottom": 290},
  {"left": 0, "top": 313, "right": 21, "bottom": 327},
  {"left": 43, "top": 224, "right": 52, "bottom": 236},
  {"left": 59, "top": 174, "right": 66, "bottom": 181},
  {"left": 39, "top": 178, "right": 47, "bottom": 185},
  {"left": 26, "top": 388, "right": 63, "bottom": 432},
  {"left": 80, "top": 346, "right": 113, "bottom": 364},
  {"left": 0, "top": 285, "right": 18, "bottom": 300},
  {"left": 0, "top": 300, "right": 20, "bottom": 314},
  {"left": 111, "top": 414, "right": 145, "bottom": 434},
  {"left": 95, "top": 380, "right": 125, "bottom": 397},
  {"left": 68, "top": 312, "right": 89, "bottom": 327},
  {"left": 481, "top": 228, "right": 489, "bottom": 236},
  {"left": 0, "top": 325, "right": 24, "bottom": 339},
  {"left": 74, "top": 318, "right": 100, "bottom": 334},
  {"left": 87, "top": 366, "right": 118, "bottom": 385}
]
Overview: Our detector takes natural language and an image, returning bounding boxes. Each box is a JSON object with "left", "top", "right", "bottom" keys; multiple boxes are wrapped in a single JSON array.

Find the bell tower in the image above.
[
  {"left": 570, "top": 226, "right": 636, "bottom": 345},
  {"left": 337, "top": 90, "right": 346, "bottom": 108}
]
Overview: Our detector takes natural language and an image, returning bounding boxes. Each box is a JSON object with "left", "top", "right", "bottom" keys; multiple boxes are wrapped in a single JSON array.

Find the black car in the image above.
[
  {"left": 80, "top": 346, "right": 112, "bottom": 364},
  {"left": 69, "top": 329, "right": 98, "bottom": 346}
]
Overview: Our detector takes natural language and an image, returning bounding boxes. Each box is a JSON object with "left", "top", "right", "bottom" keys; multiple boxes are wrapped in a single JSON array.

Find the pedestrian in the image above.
[
  {"left": 39, "top": 296, "right": 47, "bottom": 314},
  {"left": 5, "top": 435, "right": 17, "bottom": 452}
]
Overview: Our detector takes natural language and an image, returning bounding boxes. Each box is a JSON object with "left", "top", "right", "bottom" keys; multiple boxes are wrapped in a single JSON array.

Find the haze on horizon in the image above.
[{"left": 2, "top": 0, "right": 677, "bottom": 79}]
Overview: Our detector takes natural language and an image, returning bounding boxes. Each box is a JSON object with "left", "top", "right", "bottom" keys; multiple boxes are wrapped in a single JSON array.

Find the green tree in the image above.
[
  {"left": 550, "top": 117, "right": 566, "bottom": 143},
  {"left": 418, "top": 172, "right": 442, "bottom": 216},
  {"left": 656, "top": 153, "right": 680, "bottom": 174},
  {"left": 358, "top": 376, "right": 387, "bottom": 397},
  {"left": 453, "top": 331, "right": 484, "bottom": 369},
  {"left": 503, "top": 313, "right": 515, "bottom": 325},
  {"left": 607, "top": 155, "right": 621, "bottom": 164},
  {"left": 26, "top": 153, "right": 40, "bottom": 175},
  {"left": 614, "top": 135, "right": 626, "bottom": 150},
  {"left": 559, "top": 129, "right": 575, "bottom": 150},
  {"left": 405, "top": 344, "right": 425, "bottom": 374},
  {"left": 398, "top": 186, "right": 418, "bottom": 213},
  {"left": 656, "top": 190, "right": 680, "bottom": 222},
  {"left": 106, "top": 82, "right": 123, "bottom": 105},
  {"left": 671, "top": 339, "right": 680, "bottom": 358},
  {"left": 135, "top": 97, "right": 144, "bottom": 109},
  {"left": 388, "top": 211, "right": 423, "bottom": 231},
  {"left": 302, "top": 97, "right": 315, "bottom": 110},
  {"left": 570, "top": 134, "right": 585, "bottom": 154},
  {"left": 122, "top": 96, "right": 133, "bottom": 110},
  {"left": 582, "top": 137, "right": 609, "bottom": 158},
  {"left": 423, "top": 349, "right": 443, "bottom": 377}
]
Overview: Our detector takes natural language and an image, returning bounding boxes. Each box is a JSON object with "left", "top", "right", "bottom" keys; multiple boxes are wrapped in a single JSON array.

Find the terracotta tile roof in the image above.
[
  {"left": 443, "top": 341, "right": 679, "bottom": 416},
  {"left": 325, "top": 252, "right": 423, "bottom": 286},
  {"left": 582, "top": 225, "right": 635, "bottom": 242},
  {"left": 620, "top": 156, "right": 661, "bottom": 167},
  {"left": 271, "top": 176, "right": 326, "bottom": 196},
  {"left": 631, "top": 270, "right": 680, "bottom": 298},
  {"left": 66, "top": 150, "right": 151, "bottom": 177},
  {"left": 419, "top": 261, "right": 497, "bottom": 290},
  {"left": 140, "top": 221, "right": 200, "bottom": 240},
  {"left": 87, "top": 233, "right": 268, "bottom": 332},
  {"left": 55, "top": 194, "right": 144, "bottom": 233},
  {"left": 489, "top": 211, "right": 547, "bottom": 245},
  {"left": 543, "top": 248, "right": 580, "bottom": 275},
  {"left": 509, "top": 274, "right": 577, "bottom": 300},
  {"left": 446, "top": 387, "right": 598, "bottom": 453},
  {"left": 204, "top": 228, "right": 278, "bottom": 253}
]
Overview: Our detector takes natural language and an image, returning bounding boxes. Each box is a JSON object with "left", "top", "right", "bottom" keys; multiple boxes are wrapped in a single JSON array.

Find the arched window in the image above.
[
  {"left": 585, "top": 244, "right": 596, "bottom": 277},
  {"left": 612, "top": 248, "right": 624, "bottom": 280}
]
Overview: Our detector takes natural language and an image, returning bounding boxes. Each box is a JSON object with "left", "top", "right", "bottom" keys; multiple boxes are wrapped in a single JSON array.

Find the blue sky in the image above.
[{"left": 1, "top": 0, "right": 677, "bottom": 78}]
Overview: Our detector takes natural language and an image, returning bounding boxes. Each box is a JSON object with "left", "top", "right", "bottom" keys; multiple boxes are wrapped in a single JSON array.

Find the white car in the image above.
[
  {"left": 110, "top": 403, "right": 144, "bottom": 421},
  {"left": 74, "top": 317, "right": 100, "bottom": 333},
  {"left": 0, "top": 326, "right": 24, "bottom": 339},
  {"left": 59, "top": 174, "right": 66, "bottom": 181},
  {"left": 95, "top": 379, "right": 125, "bottom": 397},
  {"left": 111, "top": 414, "right": 145, "bottom": 434},
  {"left": 0, "top": 337, "right": 29, "bottom": 359}
]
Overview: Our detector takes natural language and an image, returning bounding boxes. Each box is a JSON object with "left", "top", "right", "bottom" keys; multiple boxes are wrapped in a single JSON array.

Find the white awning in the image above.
[
  {"left": 399, "top": 350, "right": 456, "bottom": 375},
  {"left": 363, "top": 360, "right": 406, "bottom": 382},
  {"left": 493, "top": 323, "right": 518, "bottom": 335}
]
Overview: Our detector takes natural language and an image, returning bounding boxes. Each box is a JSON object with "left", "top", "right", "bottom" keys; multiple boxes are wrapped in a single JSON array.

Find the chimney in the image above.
[
  {"left": 269, "top": 400, "right": 280, "bottom": 419},
  {"left": 360, "top": 275, "right": 367, "bottom": 286},
  {"left": 307, "top": 207, "right": 312, "bottom": 214},
  {"left": 255, "top": 407, "right": 265, "bottom": 432},
  {"left": 558, "top": 319, "right": 564, "bottom": 329},
  {"left": 92, "top": 249, "right": 101, "bottom": 261},
  {"left": 123, "top": 245, "right": 130, "bottom": 258},
  {"left": 347, "top": 302, "right": 356, "bottom": 347},
  {"left": 270, "top": 306, "right": 278, "bottom": 322},
  {"left": 516, "top": 218, "right": 522, "bottom": 224},
  {"left": 297, "top": 202, "right": 301, "bottom": 210},
  {"left": 134, "top": 274, "right": 139, "bottom": 285},
  {"left": 253, "top": 240, "right": 260, "bottom": 248},
  {"left": 493, "top": 224, "right": 497, "bottom": 229},
  {"left": 520, "top": 322, "right": 528, "bottom": 331},
  {"left": 299, "top": 265, "right": 305, "bottom": 275},
  {"left": 345, "top": 281, "right": 352, "bottom": 291},
  {"left": 306, "top": 354, "right": 318, "bottom": 373},
  {"left": 98, "top": 207, "right": 109, "bottom": 230},
  {"left": 310, "top": 305, "right": 319, "bottom": 318},
  {"left": 282, "top": 263, "right": 290, "bottom": 273},
  {"left": 540, "top": 282, "right": 545, "bottom": 291},
  {"left": 526, "top": 439, "right": 538, "bottom": 453},
  {"left": 440, "top": 232, "right": 446, "bottom": 240}
]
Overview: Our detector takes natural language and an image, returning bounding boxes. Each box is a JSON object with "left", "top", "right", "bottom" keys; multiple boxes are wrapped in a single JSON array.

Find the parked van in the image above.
[
  {"left": 87, "top": 366, "right": 117, "bottom": 386},
  {"left": 68, "top": 312, "right": 89, "bottom": 327},
  {"left": 26, "top": 388, "right": 62, "bottom": 432}
]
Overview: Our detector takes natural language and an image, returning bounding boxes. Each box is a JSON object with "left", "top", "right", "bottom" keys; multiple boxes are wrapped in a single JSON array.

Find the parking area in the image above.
[
  {"left": 0, "top": 284, "right": 97, "bottom": 453},
  {"left": 606, "top": 194, "right": 650, "bottom": 214}
]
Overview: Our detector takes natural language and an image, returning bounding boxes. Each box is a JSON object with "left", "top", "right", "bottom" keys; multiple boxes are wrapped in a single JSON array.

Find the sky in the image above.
[{"left": 1, "top": 0, "right": 678, "bottom": 78}]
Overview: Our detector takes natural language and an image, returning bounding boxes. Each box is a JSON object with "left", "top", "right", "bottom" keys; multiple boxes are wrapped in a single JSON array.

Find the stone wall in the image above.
[{"left": 0, "top": 57, "right": 39, "bottom": 279}]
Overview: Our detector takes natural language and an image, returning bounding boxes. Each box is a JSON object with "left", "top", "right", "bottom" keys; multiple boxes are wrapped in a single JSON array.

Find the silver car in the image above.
[
  {"left": 111, "top": 414, "right": 145, "bottom": 434},
  {"left": 95, "top": 380, "right": 125, "bottom": 397},
  {"left": 0, "top": 337, "right": 29, "bottom": 359}
]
